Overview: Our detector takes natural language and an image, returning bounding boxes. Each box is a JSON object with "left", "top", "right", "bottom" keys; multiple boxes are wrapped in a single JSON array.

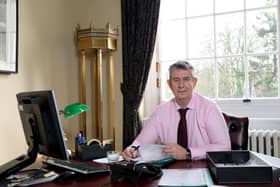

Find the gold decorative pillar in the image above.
[
  {"left": 108, "top": 52, "right": 116, "bottom": 145},
  {"left": 80, "top": 50, "right": 87, "bottom": 137},
  {"left": 76, "top": 23, "right": 118, "bottom": 147}
]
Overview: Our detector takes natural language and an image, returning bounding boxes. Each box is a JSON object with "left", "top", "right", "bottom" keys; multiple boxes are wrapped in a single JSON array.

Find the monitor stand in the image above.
[
  {"left": 0, "top": 119, "right": 38, "bottom": 179},
  {"left": 0, "top": 154, "right": 37, "bottom": 179}
]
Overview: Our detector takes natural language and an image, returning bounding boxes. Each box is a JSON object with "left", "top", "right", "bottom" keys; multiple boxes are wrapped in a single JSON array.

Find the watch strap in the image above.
[{"left": 186, "top": 148, "right": 192, "bottom": 160}]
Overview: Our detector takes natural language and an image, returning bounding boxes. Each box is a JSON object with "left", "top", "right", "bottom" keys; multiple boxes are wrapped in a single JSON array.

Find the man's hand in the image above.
[
  {"left": 164, "top": 143, "right": 188, "bottom": 160},
  {"left": 122, "top": 146, "right": 139, "bottom": 161}
]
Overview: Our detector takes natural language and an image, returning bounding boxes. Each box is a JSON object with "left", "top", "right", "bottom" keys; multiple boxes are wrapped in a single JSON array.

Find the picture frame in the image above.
[{"left": 0, "top": 0, "right": 18, "bottom": 73}]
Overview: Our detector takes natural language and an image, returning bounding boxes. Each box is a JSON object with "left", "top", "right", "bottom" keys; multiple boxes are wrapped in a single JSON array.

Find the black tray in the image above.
[
  {"left": 207, "top": 151, "right": 272, "bottom": 184},
  {"left": 76, "top": 143, "right": 112, "bottom": 161}
]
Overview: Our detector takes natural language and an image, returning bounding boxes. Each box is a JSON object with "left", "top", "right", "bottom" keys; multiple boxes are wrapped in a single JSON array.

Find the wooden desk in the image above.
[{"left": 28, "top": 159, "right": 280, "bottom": 187}]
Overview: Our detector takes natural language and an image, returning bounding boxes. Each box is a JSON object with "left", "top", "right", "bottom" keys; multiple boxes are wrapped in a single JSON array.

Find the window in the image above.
[{"left": 158, "top": 0, "right": 279, "bottom": 102}]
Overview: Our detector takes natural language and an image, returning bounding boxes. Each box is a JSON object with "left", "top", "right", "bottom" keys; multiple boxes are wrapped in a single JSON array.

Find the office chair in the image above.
[{"left": 222, "top": 112, "right": 249, "bottom": 150}]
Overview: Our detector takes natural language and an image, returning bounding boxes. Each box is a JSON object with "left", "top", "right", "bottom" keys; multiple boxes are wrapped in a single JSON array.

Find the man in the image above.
[{"left": 123, "top": 60, "right": 231, "bottom": 160}]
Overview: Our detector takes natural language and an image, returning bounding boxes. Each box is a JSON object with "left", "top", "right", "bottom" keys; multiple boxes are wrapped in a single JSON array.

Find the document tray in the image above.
[{"left": 206, "top": 151, "right": 272, "bottom": 184}]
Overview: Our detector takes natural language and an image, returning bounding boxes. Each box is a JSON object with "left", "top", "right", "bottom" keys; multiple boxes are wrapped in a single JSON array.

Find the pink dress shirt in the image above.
[{"left": 132, "top": 92, "right": 231, "bottom": 160}]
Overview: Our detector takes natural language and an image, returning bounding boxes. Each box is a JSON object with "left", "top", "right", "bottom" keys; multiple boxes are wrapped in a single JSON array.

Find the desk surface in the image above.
[{"left": 28, "top": 158, "right": 280, "bottom": 187}]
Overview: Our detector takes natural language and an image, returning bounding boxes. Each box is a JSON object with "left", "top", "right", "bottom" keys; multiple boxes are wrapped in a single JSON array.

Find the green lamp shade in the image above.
[{"left": 63, "top": 103, "right": 89, "bottom": 119}]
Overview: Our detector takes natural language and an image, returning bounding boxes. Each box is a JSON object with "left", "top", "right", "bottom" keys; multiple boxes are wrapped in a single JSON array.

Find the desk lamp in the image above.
[
  {"left": 59, "top": 102, "right": 89, "bottom": 157},
  {"left": 59, "top": 103, "right": 89, "bottom": 119}
]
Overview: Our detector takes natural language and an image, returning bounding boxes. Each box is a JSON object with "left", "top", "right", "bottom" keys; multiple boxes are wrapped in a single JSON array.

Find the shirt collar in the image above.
[{"left": 172, "top": 92, "right": 197, "bottom": 110}]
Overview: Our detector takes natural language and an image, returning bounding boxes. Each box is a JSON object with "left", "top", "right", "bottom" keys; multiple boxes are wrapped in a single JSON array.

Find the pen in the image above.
[
  {"left": 131, "top": 145, "right": 140, "bottom": 151},
  {"left": 130, "top": 145, "right": 140, "bottom": 159}
]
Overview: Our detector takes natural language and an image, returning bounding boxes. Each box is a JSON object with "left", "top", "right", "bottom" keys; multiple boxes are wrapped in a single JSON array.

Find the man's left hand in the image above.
[{"left": 164, "top": 143, "right": 188, "bottom": 160}]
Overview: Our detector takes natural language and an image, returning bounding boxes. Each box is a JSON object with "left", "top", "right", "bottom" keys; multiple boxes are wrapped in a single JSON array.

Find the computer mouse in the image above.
[{"left": 53, "top": 171, "right": 76, "bottom": 183}]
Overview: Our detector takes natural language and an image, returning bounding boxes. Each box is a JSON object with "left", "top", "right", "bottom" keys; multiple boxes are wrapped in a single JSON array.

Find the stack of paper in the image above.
[{"left": 158, "top": 168, "right": 213, "bottom": 186}]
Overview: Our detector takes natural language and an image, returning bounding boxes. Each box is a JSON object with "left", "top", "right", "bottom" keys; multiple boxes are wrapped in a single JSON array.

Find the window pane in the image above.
[
  {"left": 246, "top": 0, "right": 277, "bottom": 9},
  {"left": 190, "top": 59, "right": 215, "bottom": 98},
  {"left": 158, "top": 20, "right": 187, "bottom": 61},
  {"left": 216, "top": 12, "right": 244, "bottom": 56},
  {"left": 0, "top": 33, "right": 6, "bottom": 62},
  {"left": 248, "top": 55, "right": 278, "bottom": 97},
  {"left": 187, "top": 0, "right": 213, "bottom": 17},
  {"left": 160, "top": 61, "right": 174, "bottom": 101},
  {"left": 188, "top": 17, "right": 214, "bottom": 58},
  {"left": 217, "top": 57, "right": 245, "bottom": 98},
  {"left": 0, "top": 2, "right": 6, "bottom": 62},
  {"left": 215, "top": 0, "right": 243, "bottom": 13},
  {"left": 160, "top": 0, "right": 186, "bottom": 20},
  {"left": 247, "top": 8, "right": 277, "bottom": 53},
  {"left": 158, "top": 0, "right": 280, "bottom": 101}
]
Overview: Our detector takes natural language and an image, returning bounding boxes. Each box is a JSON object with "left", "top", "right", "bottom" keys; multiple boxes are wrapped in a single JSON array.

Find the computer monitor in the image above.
[
  {"left": 17, "top": 90, "right": 69, "bottom": 160},
  {"left": 0, "top": 90, "right": 69, "bottom": 179}
]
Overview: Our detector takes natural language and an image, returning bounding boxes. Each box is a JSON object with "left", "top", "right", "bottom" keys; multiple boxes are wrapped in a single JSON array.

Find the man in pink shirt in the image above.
[{"left": 123, "top": 61, "right": 231, "bottom": 160}]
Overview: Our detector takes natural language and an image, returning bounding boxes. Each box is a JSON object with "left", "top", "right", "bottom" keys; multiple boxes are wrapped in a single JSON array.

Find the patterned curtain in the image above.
[{"left": 121, "top": 0, "right": 161, "bottom": 148}]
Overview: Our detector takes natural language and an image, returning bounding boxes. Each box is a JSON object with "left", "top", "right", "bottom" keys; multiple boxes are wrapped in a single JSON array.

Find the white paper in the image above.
[
  {"left": 93, "top": 156, "right": 123, "bottom": 164},
  {"left": 158, "top": 168, "right": 213, "bottom": 186},
  {"left": 138, "top": 144, "right": 168, "bottom": 162},
  {"left": 93, "top": 144, "right": 168, "bottom": 164}
]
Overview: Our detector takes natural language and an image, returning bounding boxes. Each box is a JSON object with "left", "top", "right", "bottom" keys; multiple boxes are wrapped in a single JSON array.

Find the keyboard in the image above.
[{"left": 43, "top": 158, "right": 110, "bottom": 175}]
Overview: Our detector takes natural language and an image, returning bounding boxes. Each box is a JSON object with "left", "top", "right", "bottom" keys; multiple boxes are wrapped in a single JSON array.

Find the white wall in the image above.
[
  {"left": 218, "top": 99, "right": 280, "bottom": 130},
  {"left": 249, "top": 118, "right": 280, "bottom": 130},
  {"left": 0, "top": 0, "right": 122, "bottom": 164}
]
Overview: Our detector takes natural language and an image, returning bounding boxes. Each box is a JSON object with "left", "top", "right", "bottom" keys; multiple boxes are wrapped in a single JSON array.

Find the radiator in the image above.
[{"left": 248, "top": 129, "right": 280, "bottom": 157}]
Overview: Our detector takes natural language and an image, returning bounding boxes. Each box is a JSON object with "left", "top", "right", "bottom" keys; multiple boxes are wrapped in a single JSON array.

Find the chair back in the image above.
[{"left": 222, "top": 112, "right": 249, "bottom": 150}]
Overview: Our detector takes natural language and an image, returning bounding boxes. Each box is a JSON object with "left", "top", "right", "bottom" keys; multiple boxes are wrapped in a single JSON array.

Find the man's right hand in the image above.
[{"left": 122, "top": 146, "right": 139, "bottom": 161}]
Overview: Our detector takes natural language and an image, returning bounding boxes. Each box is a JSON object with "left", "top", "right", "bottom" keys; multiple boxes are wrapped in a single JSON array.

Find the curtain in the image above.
[{"left": 121, "top": 0, "right": 161, "bottom": 148}]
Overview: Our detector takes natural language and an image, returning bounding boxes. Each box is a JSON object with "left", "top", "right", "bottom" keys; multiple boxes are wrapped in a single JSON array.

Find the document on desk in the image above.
[
  {"left": 93, "top": 144, "right": 167, "bottom": 164},
  {"left": 93, "top": 156, "right": 123, "bottom": 164},
  {"left": 158, "top": 168, "right": 213, "bottom": 187},
  {"left": 138, "top": 144, "right": 168, "bottom": 162}
]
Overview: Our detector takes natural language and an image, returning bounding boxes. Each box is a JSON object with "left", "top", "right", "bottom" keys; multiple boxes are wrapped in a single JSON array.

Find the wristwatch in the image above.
[{"left": 186, "top": 148, "right": 192, "bottom": 160}]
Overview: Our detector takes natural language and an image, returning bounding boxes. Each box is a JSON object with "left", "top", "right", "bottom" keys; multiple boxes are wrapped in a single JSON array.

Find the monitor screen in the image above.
[{"left": 16, "top": 90, "right": 69, "bottom": 160}]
